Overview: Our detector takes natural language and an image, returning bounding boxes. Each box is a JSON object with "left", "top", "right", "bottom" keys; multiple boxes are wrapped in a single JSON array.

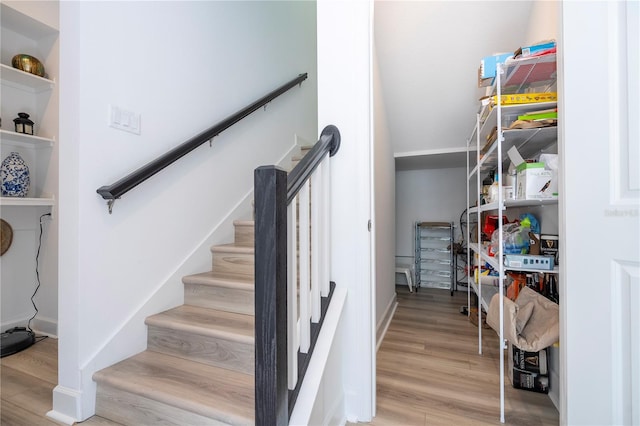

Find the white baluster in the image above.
[
  {"left": 287, "top": 199, "right": 298, "bottom": 390},
  {"left": 311, "top": 164, "right": 322, "bottom": 323},
  {"left": 299, "top": 181, "right": 311, "bottom": 352},
  {"left": 321, "top": 156, "right": 331, "bottom": 297}
]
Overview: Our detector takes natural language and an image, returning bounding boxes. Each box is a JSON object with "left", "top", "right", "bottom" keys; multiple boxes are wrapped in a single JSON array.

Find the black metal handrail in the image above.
[
  {"left": 254, "top": 125, "right": 340, "bottom": 426},
  {"left": 96, "top": 73, "right": 308, "bottom": 213}
]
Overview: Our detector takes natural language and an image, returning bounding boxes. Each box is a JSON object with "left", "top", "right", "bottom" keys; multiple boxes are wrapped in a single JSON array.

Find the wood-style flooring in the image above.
[
  {"left": 0, "top": 337, "right": 117, "bottom": 425},
  {"left": 370, "top": 286, "right": 559, "bottom": 426},
  {"left": 1, "top": 286, "right": 558, "bottom": 425}
]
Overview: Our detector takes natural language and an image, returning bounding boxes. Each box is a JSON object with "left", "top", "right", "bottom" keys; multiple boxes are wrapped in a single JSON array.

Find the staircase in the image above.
[{"left": 92, "top": 147, "right": 311, "bottom": 425}]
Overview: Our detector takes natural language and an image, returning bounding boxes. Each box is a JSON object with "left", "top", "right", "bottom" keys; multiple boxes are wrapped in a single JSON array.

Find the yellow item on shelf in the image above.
[{"left": 488, "top": 92, "right": 557, "bottom": 105}]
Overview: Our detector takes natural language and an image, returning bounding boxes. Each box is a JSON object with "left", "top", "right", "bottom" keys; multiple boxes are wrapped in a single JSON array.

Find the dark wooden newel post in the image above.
[{"left": 254, "top": 165, "right": 288, "bottom": 426}]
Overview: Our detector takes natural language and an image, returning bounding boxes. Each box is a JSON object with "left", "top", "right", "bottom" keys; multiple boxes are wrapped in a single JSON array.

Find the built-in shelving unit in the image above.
[
  {"left": 466, "top": 52, "right": 559, "bottom": 422},
  {"left": 1, "top": 3, "right": 58, "bottom": 207},
  {"left": 1, "top": 1, "right": 59, "bottom": 335}
]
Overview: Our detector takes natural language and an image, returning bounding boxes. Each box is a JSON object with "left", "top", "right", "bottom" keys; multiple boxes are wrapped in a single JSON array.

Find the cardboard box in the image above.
[
  {"left": 508, "top": 343, "right": 550, "bottom": 394},
  {"left": 539, "top": 153, "right": 559, "bottom": 198},
  {"left": 478, "top": 53, "right": 513, "bottom": 87},
  {"left": 540, "top": 235, "right": 559, "bottom": 265},
  {"left": 515, "top": 41, "right": 557, "bottom": 58},
  {"left": 504, "top": 254, "right": 555, "bottom": 271},
  {"left": 516, "top": 162, "right": 556, "bottom": 200}
]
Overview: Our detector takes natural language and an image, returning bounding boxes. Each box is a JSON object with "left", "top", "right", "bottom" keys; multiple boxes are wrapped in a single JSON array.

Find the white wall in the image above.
[
  {"left": 374, "top": 1, "right": 533, "bottom": 155},
  {"left": 525, "top": 0, "right": 558, "bottom": 46},
  {"left": 318, "top": 0, "right": 374, "bottom": 422},
  {"left": 54, "top": 1, "right": 317, "bottom": 421},
  {"left": 372, "top": 43, "right": 396, "bottom": 339},
  {"left": 395, "top": 168, "right": 467, "bottom": 264}
]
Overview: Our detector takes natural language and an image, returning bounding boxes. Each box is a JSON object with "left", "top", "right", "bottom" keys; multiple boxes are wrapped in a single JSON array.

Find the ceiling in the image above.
[{"left": 374, "top": 1, "right": 534, "bottom": 171}]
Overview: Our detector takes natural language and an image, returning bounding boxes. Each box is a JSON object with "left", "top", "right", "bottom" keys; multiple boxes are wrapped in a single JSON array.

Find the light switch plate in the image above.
[{"left": 109, "top": 105, "right": 141, "bottom": 135}]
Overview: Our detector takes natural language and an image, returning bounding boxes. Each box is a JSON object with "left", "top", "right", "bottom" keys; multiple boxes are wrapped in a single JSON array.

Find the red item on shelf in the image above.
[{"left": 483, "top": 215, "right": 508, "bottom": 240}]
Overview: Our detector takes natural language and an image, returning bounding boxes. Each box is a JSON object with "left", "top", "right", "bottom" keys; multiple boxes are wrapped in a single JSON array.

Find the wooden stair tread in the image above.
[
  {"left": 146, "top": 305, "right": 254, "bottom": 342},
  {"left": 94, "top": 351, "right": 254, "bottom": 424},
  {"left": 233, "top": 220, "right": 254, "bottom": 226},
  {"left": 182, "top": 270, "right": 254, "bottom": 289}
]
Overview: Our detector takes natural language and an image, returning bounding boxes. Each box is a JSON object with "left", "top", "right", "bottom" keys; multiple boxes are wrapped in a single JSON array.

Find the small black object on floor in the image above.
[{"left": 0, "top": 327, "right": 35, "bottom": 357}]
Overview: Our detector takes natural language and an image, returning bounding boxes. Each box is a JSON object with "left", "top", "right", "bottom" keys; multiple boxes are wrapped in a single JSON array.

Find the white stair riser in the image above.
[{"left": 147, "top": 326, "right": 254, "bottom": 375}]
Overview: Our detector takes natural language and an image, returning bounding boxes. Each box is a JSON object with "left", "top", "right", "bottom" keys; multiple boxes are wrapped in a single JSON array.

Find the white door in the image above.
[{"left": 560, "top": 1, "right": 639, "bottom": 425}]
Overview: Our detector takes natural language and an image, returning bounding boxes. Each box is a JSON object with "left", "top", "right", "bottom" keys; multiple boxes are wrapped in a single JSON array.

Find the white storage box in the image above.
[{"left": 516, "top": 162, "right": 556, "bottom": 200}]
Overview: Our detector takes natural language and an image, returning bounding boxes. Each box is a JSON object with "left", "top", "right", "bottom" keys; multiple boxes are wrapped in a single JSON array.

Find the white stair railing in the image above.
[{"left": 254, "top": 125, "right": 340, "bottom": 426}]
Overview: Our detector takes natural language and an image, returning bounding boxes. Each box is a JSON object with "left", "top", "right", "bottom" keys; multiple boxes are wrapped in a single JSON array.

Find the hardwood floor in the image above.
[
  {"left": 1, "top": 337, "right": 60, "bottom": 425},
  {"left": 0, "top": 338, "right": 118, "bottom": 425},
  {"left": 370, "top": 286, "right": 559, "bottom": 426},
  {"left": 1, "top": 287, "right": 558, "bottom": 425}
]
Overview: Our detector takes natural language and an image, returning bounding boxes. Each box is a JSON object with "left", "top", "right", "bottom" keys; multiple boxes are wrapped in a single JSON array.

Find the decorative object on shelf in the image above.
[
  {"left": 11, "top": 54, "right": 45, "bottom": 77},
  {"left": 1, "top": 152, "right": 30, "bottom": 197},
  {"left": 13, "top": 113, "right": 34, "bottom": 135},
  {"left": 1, "top": 219, "right": 13, "bottom": 256}
]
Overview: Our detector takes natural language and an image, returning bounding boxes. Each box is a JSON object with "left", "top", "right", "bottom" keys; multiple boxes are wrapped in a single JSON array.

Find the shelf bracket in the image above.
[{"left": 107, "top": 199, "right": 116, "bottom": 214}]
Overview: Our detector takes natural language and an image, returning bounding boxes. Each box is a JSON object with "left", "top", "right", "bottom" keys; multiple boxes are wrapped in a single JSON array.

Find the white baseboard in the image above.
[
  {"left": 0, "top": 315, "right": 57, "bottom": 336},
  {"left": 376, "top": 293, "right": 397, "bottom": 351},
  {"left": 48, "top": 385, "right": 82, "bottom": 424},
  {"left": 32, "top": 316, "right": 58, "bottom": 337}
]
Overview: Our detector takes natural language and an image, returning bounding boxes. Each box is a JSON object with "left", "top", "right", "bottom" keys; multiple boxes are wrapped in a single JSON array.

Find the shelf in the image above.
[
  {"left": 416, "top": 221, "right": 454, "bottom": 292},
  {"left": 478, "top": 101, "right": 557, "bottom": 141},
  {"left": 470, "top": 281, "right": 499, "bottom": 312},
  {"left": 0, "top": 129, "right": 55, "bottom": 147},
  {"left": 501, "top": 54, "right": 557, "bottom": 92},
  {"left": 469, "top": 243, "right": 560, "bottom": 274},
  {"left": 420, "top": 248, "right": 450, "bottom": 254},
  {"left": 417, "top": 222, "right": 452, "bottom": 229},
  {"left": 469, "top": 198, "right": 558, "bottom": 214},
  {"left": 477, "top": 126, "right": 557, "bottom": 177},
  {"left": 0, "top": 196, "right": 55, "bottom": 207},
  {"left": 420, "top": 258, "right": 453, "bottom": 266},
  {"left": 420, "top": 236, "right": 452, "bottom": 241},
  {"left": 0, "top": 3, "right": 58, "bottom": 40},
  {"left": 0, "top": 63, "right": 55, "bottom": 92}
]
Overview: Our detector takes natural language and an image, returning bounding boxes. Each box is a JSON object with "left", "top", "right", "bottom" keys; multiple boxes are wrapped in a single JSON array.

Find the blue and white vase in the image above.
[{"left": 1, "top": 152, "right": 30, "bottom": 197}]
